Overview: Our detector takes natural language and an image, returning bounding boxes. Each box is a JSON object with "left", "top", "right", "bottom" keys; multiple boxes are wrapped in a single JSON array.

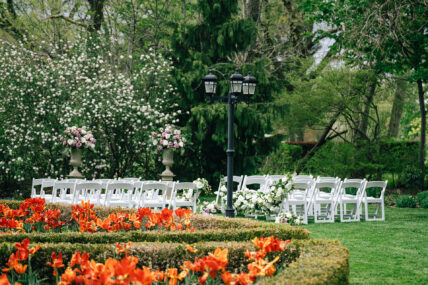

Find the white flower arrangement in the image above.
[
  {"left": 215, "top": 175, "right": 293, "bottom": 217},
  {"left": 59, "top": 126, "right": 96, "bottom": 149},
  {"left": 275, "top": 211, "right": 302, "bottom": 225},
  {"left": 193, "top": 178, "right": 212, "bottom": 196},
  {"left": 200, "top": 201, "right": 222, "bottom": 215}
]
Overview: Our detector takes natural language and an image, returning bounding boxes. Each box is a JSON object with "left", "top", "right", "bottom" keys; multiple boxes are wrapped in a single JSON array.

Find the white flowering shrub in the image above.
[
  {"left": 0, "top": 37, "right": 181, "bottom": 194},
  {"left": 215, "top": 176, "right": 292, "bottom": 217}
]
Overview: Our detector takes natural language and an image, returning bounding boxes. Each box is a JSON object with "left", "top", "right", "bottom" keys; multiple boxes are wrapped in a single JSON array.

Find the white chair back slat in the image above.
[{"left": 170, "top": 182, "right": 199, "bottom": 213}]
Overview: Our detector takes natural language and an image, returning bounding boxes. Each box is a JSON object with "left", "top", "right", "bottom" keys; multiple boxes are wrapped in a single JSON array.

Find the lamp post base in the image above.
[{"left": 225, "top": 207, "right": 235, "bottom": 218}]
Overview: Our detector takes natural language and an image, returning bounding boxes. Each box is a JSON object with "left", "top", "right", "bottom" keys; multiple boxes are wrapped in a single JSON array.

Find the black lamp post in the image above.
[{"left": 203, "top": 69, "right": 257, "bottom": 217}]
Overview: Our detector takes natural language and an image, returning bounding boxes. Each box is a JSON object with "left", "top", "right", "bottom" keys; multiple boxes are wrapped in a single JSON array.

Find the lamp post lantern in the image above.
[{"left": 203, "top": 69, "right": 257, "bottom": 218}]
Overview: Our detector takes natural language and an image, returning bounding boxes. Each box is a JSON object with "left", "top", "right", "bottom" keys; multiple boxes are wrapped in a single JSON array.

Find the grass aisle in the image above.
[{"left": 302, "top": 207, "right": 428, "bottom": 284}]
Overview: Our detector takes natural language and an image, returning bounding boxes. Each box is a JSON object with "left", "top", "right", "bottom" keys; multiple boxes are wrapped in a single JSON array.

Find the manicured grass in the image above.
[{"left": 302, "top": 207, "right": 428, "bottom": 284}]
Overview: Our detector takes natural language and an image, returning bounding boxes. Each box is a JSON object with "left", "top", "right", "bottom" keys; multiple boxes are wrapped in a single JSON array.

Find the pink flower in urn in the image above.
[
  {"left": 63, "top": 141, "right": 67, "bottom": 146},
  {"left": 72, "top": 141, "right": 77, "bottom": 147},
  {"left": 174, "top": 130, "right": 181, "bottom": 135},
  {"left": 152, "top": 132, "right": 157, "bottom": 137},
  {"left": 76, "top": 142, "right": 82, "bottom": 148},
  {"left": 157, "top": 145, "right": 163, "bottom": 151},
  {"left": 174, "top": 143, "right": 179, "bottom": 148},
  {"left": 166, "top": 128, "right": 171, "bottom": 134},
  {"left": 168, "top": 142, "right": 173, "bottom": 148}
]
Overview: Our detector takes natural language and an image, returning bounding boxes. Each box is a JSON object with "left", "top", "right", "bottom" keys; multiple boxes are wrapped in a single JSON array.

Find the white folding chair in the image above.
[
  {"left": 241, "top": 176, "right": 269, "bottom": 218},
  {"left": 215, "top": 175, "right": 244, "bottom": 205},
  {"left": 363, "top": 180, "right": 387, "bottom": 221},
  {"left": 312, "top": 180, "right": 341, "bottom": 223},
  {"left": 74, "top": 181, "right": 103, "bottom": 205},
  {"left": 52, "top": 181, "right": 77, "bottom": 204},
  {"left": 102, "top": 182, "right": 135, "bottom": 207},
  {"left": 141, "top": 183, "right": 169, "bottom": 209},
  {"left": 31, "top": 178, "right": 44, "bottom": 198},
  {"left": 293, "top": 174, "right": 313, "bottom": 182},
  {"left": 39, "top": 179, "right": 57, "bottom": 202},
  {"left": 170, "top": 182, "right": 199, "bottom": 213},
  {"left": 280, "top": 181, "right": 312, "bottom": 224},
  {"left": 339, "top": 180, "right": 366, "bottom": 222}
]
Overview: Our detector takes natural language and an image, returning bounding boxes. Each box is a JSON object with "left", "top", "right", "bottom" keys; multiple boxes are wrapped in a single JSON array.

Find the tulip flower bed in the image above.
[
  {"left": 1, "top": 236, "right": 292, "bottom": 284},
  {"left": 0, "top": 199, "right": 349, "bottom": 284},
  {"left": 0, "top": 198, "right": 195, "bottom": 234}
]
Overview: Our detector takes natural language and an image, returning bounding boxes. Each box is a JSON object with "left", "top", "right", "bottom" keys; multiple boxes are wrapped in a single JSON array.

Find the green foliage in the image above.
[
  {"left": 416, "top": 191, "right": 428, "bottom": 204},
  {"left": 396, "top": 195, "right": 417, "bottom": 208},
  {"left": 302, "top": 141, "right": 418, "bottom": 184},
  {"left": 260, "top": 144, "right": 303, "bottom": 174},
  {"left": 257, "top": 239, "right": 349, "bottom": 285},
  {"left": 420, "top": 198, "right": 428, "bottom": 209}
]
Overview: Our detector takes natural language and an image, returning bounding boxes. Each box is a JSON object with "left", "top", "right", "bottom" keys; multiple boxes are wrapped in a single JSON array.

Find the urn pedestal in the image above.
[
  {"left": 68, "top": 148, "right": 84, "bottom": 179},
  {"left": 160, "top": 148, "right": 175, "bottom": 181}
]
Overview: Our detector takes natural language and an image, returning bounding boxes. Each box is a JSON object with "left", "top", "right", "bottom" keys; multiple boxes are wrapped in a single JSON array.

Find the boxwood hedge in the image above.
[{"left": 258, "top": 239, "right": 350, "bottom": 285}]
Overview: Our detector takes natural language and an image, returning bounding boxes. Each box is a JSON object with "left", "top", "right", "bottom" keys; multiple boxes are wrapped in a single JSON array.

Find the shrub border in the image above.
[{"left": 258, "top": 239, "right": 350, "bottom": 285}]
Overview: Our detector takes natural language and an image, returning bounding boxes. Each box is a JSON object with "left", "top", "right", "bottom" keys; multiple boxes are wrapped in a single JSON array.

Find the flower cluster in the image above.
[
  {"left": 1, "top": 238, "right": 40, "bottom": 284},
  {"left": 152, "top": 126, "right": 185, "bottom": 151},
  {"left": 0, "top": 198, "right": 65, "bottom": 233},
  {"left": 200, "top": 201, "right": 222, "bottom": 215},
  {"left": 193, "top": 178, "right": 212, "bottom": 196},
  {"left": 71, "top": 201, "right": 195, "bottom": 233},
  {"left": 0, "top": 38, "right": 182, "bottom": 185},
  {"left": 275, "top": 212, "right": 303, "bottom": 225},
  {"left": 215, "top": 177, "right": 292, "bottom": 217},
  {"left": 0, "top": 199, "right": 194, "bottom": 234},
  {"left": 59, "top": 126, "right": 96, "bottom": 149},
  {"left": 1, "top": 235, "right": 291, "bottom": 284}
]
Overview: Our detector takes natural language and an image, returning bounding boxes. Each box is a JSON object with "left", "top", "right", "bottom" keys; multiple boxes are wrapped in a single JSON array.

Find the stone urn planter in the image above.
[
  {"left": 160, "top": 148, "right": 175, "bottom": 181},
  {"left": 68, "top": 148, "right": 84, "bottom": 178}
]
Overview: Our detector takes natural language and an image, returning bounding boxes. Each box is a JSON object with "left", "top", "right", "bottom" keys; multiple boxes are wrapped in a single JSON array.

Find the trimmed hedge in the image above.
[
  {"left": 0, "top": 239, "right": 349, "bottom": 285},
  {"left": 0, "top": 223, "right": 309, "bottom": 244},
  {"left": 258, "top": 239, "right": 349, "bottom": 285},
  {"left": 0, "top": 240, "right": 299, "bottom": 284}
]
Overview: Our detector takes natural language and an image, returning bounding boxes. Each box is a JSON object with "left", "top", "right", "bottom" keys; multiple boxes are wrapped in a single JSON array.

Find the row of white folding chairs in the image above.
[
  {"left": 30, "top": 178, "right": 199, "bottom": 212},
  {"left": 281, "top": 177, "right": 387, "bottom": 224}
]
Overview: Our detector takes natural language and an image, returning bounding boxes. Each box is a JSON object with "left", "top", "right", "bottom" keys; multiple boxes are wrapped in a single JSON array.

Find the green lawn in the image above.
[{"left": 302, "top": 207, "right": 428, "bottom": 284}]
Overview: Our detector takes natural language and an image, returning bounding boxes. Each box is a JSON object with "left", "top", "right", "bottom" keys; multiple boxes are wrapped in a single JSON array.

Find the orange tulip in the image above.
[
  {"left": 2, "top": 253, "right": 19, "bottom": 272},
  {"left": 0, "top": 273, "right": 10, "bottom": 285},
  {"left": 13, "top": 264, "right": 27, "bottom": 275},
  {"left": 60, "top": 268, "right": 76, "bottom": 283},
  {"left": 46, "top": 252, "right": 65, "bottom": 276},
  {"left": 221, "top": 271, "right": 233, "bottom": 285},
  {"left": 186, "top": 245, "right": 198, "bottom": 253},
  {"left": 29, "top": 244, "right": 40, "bottom": 255}
]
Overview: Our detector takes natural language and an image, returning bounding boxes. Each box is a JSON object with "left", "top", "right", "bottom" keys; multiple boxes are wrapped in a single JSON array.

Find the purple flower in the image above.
[
  {"left": 76, "top": 142, "right": 82, "bottom": 148},
  {"left": 157, "top": 146, "right": 163, "bottom": 151},
  {"left": 168, "top": 142, "right": 173, "bottom": 148},
  {"left": 72, "top": 141, "right": 77, "bottom": 146},
  {"left": 174, "top": 143, "right": 179, "bottom": 149},
  {"left": 62, "top": 141, "right": 67, "bottom": 146}
]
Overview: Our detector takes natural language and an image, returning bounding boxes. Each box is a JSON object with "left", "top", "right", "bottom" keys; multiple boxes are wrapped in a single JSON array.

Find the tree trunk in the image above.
[
  {"left": 295, "top": 112, "right": 341, "bottom": 173},
  {"left": 87, "top": 0, "right": 105, "bottom": 31},
  {"left": 358, "top": 79, "right": 376, "bottom": 141},
  {"left": 388, "top": 77, "right": 407, "bottom": 138},
  {"left": 417, "top": 79, "right": 426, "bottom": 191},
  {"left": 245, "top": 0, "right": 261, "bottom": 22}
]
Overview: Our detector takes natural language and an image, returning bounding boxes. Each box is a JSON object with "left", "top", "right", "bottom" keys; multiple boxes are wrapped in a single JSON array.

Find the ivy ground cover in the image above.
[{"left": 303, "top": 207, "right": 428, "bottom": 284}]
